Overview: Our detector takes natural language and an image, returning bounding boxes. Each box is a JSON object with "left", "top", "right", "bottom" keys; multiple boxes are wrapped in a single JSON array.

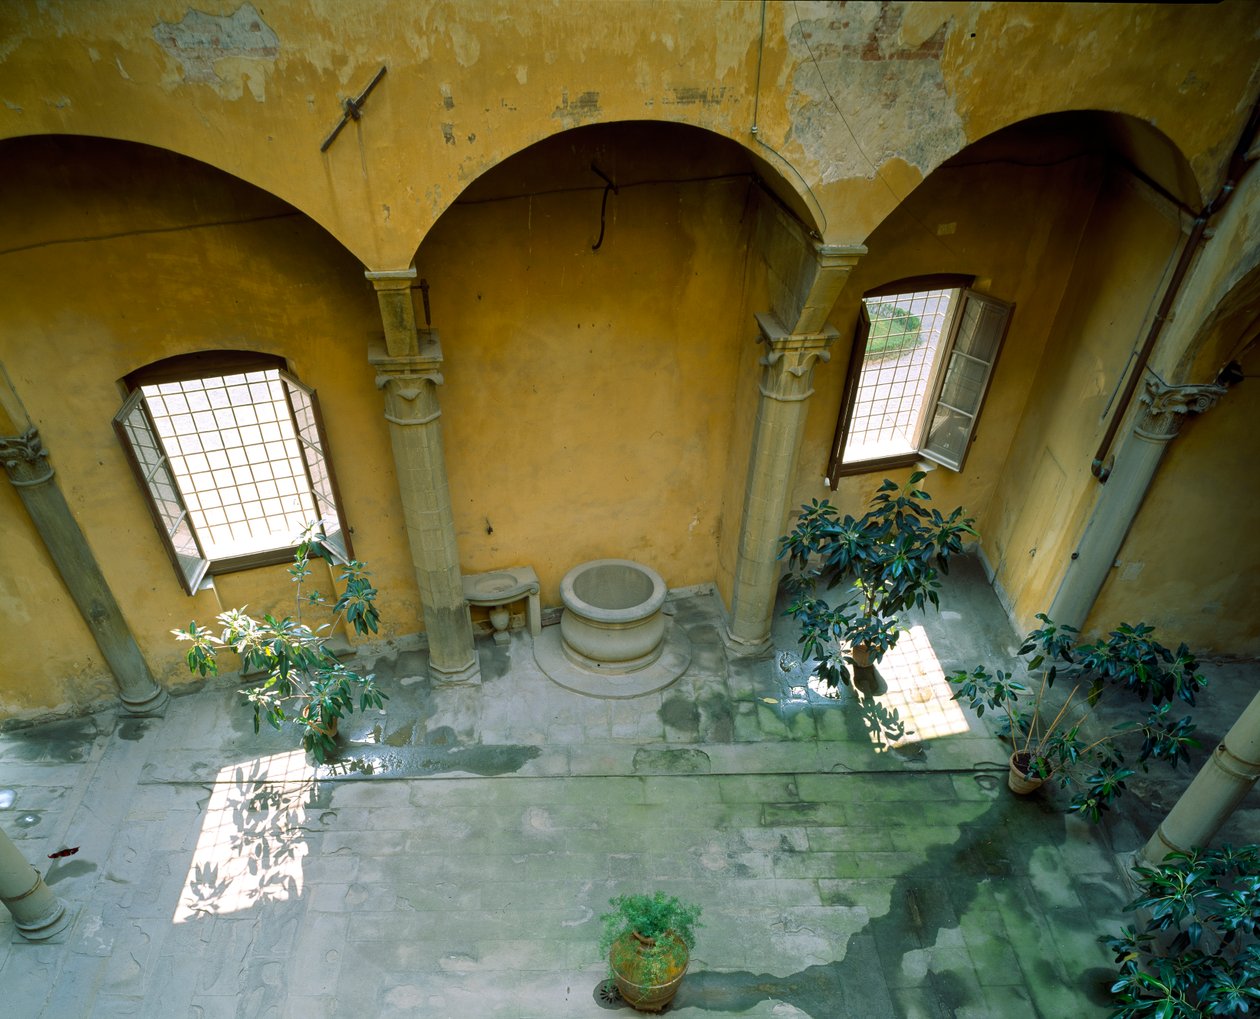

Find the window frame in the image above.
[
  {"left": 828, "top": 278, "right": 1012, "bottom": 483},
  {"left": 114, "top": 351, "right": 352, "bottom": 594}
]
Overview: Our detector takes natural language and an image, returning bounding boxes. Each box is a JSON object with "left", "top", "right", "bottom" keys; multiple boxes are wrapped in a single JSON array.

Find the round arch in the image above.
[
  {"left": 852, "top": 108, "right": 1202, "bottom": 254},
  {"left": 0, "top": 132, "right": 360, "bottom": 268},
  {"left": 410, "top": 118, "right": 824, "bottom": 265},
  {"left": 937, "top": 110, "right": 1199, "bottom": 210}
]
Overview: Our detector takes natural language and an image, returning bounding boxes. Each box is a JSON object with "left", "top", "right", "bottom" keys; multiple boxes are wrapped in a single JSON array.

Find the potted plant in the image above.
[
  {"left": 1103, "top": 844, "right": 1260, "bottom": 1017},
  {"left": 173, "top": 523, "right": 388, "bottom": 764},
  {"left": 598, "top": 891, "right": 702, "bottom": 1013},
  {"left": 949, "top": 615, "right": 1205, "bottom": 818},
  {"left": 779, "top": 471, "right": 977, "bottom": 688}
]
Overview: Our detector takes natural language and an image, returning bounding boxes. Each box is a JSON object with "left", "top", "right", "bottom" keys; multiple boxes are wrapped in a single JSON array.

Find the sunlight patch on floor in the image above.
[
  {"left": 873, "top": 624, "right": 970, "bottom": 748},
  {"left": 174, "top": 749, "right": 314, "bottom": 923}
]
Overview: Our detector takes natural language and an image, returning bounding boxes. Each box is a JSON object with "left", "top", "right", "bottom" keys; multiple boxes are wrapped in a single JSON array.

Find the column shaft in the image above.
[
  {"left": 0, "top": 825, "right": 71, "bottom": 941},
  {"left": 369, "top": 336, "right": 479, "bottom": 684},
  {"left": 1140, "top": 689, "right": 1260, "bottom": 864},
  {"left": 0, "top": 429, "right": 167, "bottom": 715},
  {"left": 726, "top": 314, "right": 837, "bottom": 651},
  {"left": 1049, "top": 375, "right": 1226, "bottom": 630}
]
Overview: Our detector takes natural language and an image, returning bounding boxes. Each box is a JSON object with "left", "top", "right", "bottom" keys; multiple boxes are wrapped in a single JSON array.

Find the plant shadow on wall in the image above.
[
  {"left": 949, "top": 615, "right": 1205, "bottom": 820},
  {"left": 174, "top": 523, "right": 388, "bottom": 764},
  {"left": 778, "top": 472, "right": 976, "bottom": 745}
]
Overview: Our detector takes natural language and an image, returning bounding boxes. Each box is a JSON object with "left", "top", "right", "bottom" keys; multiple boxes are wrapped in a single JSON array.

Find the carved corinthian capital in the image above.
[
  {"left": 368, "top": 333, "right": 445, "bottom": 427},
  {"left": 1135, "top": 375, "right": 1228, "bottom": 440},
  {"left": 0, "top": 427, "right": 53, "bottom": 486},
  {"left": 755, "top": 312, "right": 839, "bottom": 402}
]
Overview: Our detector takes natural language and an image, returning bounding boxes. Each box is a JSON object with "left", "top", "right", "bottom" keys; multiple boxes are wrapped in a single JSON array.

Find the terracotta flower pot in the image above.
[
  {"left": 1008, "top": 751, "right": 1044, "bottom": 794},
  {"left": 610, "top": 930, "right": 689, "bottom": 1013}
]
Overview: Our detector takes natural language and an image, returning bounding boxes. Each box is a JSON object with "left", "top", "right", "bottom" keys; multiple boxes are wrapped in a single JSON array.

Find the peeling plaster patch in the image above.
[
  {"left": 152, "top": 3, "right": 278, "bottom": 98},
  {"left": 515, "top": 64, "right": 527, "bottom": 85},
  {"left": 115, "top": 57, "right": 132, "bottom": 81},
  {"left": 553, "top": 89, "right": 600, "bottom": 120},
  {"left": 87, "top": 47, "right": 101, "bottom": 62},
  {"left": 440, "top": 84, "right": 454, "bottom": 110},
  {"left": 4, "top": 100, "right": 23, "bottom": 113},
  {"left": 44, "top": 96, "right": 71, "bottom": 110},
  {"left": 787, "top": 4, "right": 965, "bottom": 184},
  {"left": 448, "top": 23, "right": 480, "bottom": 67},
  {"left": 664, "top": 85, "right": 728, "bottom": 107},
  {"left": 441, "top": 123, "right": 455, "bottom": 145}
]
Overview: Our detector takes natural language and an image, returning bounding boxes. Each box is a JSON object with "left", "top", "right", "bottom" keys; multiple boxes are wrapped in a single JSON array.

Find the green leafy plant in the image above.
[
  {"left": 1104, "top": 844, "right": 1260, "bottom": 1017},
  {"left": 173, "top": 523, "right": 388, "bottom": 763},
  {"left": 599, "top": 891, "right": 702, "bottom": 990},
  {"left": 949, "top": 615, "right": 1205, "bottom": 820},
  {"left": 779, "top": 472, "right": 977, "bottom": 689}
]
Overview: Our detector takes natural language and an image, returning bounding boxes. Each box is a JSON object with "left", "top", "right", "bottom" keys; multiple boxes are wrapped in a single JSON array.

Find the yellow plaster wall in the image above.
[
  {"left": 990, "top": 168, "right": 1190, "bottom": 630},
  {"left": 414, "top": 124, "right": 761, "bottom": 607},
  {"left": 1085, "top": 172, "right": 1260, "bottom": 655},
  {"left": 1089, "top": 340, "right": 1260, "bottom": 655},
  {"left": 789, "top": 155, "right": 1103, "bottom": 544},
  {"left": 0, "top": 479, "right": 119, "bottom": 716},
  {"left": 0, "top": 136, "right": 416, "bottom": 713},
  {"left": 1, "top": 2, "right": 1254, "bottom": 262},
  {"left": 2, "top": 5, "right": 1259, "bottom": 719}
]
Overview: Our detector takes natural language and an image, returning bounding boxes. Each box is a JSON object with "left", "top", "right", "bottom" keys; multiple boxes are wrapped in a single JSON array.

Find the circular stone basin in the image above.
[{"left": 559, "top": 559, "right": 667, "bottom": 673}]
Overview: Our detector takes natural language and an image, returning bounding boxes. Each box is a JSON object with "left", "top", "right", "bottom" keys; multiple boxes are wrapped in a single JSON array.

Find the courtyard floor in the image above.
[{"left": 0, "top": 556, "right": 1255, "bottom": 1018}]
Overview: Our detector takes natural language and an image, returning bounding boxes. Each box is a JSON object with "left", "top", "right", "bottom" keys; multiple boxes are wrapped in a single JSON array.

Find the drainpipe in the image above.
[{"left": 1092, "top": 96, "right": 1260, "bottom": 481}]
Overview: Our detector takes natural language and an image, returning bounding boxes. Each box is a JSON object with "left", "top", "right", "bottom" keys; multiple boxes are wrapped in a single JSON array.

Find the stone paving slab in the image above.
[{"left": 0, "top": 560, "right": 1255, "bottom": 1017}]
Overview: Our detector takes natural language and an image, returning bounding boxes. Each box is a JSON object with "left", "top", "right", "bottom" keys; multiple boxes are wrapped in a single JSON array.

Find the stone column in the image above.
[
  {"left": 725, "top": 315, "right": 838, "bottom": 652},
  {"left": 0, "top": 825, "right": 71, "bottom": 941},
  {"left": 1049, "top": 374, "right": 1226, "bottom": 630},
  {"left": 0, "top": 428, "right": 168, "bottom": 715},
  {"left": 1139, "top": 689, "right": 1260, "bottom": 864},
  {"left": 366, "top": 268, "right": 478, "bottom": 684}
]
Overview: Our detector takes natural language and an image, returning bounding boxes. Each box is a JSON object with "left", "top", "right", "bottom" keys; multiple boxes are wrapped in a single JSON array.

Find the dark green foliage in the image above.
[
  {"left": 599, "top": 891, "right": 702, "bottom": 986},
  {"left": 779, "top": 473, "right": 977, "bottom": 690},
  {"left": 1104, "top": 845, "right": 1260, "bottom": 1017},
  {"left": 173, "top": 523, "right": 388, "bottom": 763},
  {"left": 949, "top": 614, "right": 1206, "bottom": 821}
]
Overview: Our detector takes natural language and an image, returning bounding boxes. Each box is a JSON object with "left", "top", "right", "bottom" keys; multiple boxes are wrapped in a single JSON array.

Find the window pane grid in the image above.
[
  {"left": 842, "top": 290, "right": 955, "bottom": 464},
  {"left": 142, "top": 369, "right": 317, "bottom": 559}
]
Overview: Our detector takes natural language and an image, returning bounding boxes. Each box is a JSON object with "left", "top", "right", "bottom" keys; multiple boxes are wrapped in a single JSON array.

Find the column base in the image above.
[
  {"left": 119, "top": 684, "right": 170, "bottom": 718},
  {"left": 1138, "top": 823, "right": 1182, "bottom": 868},
  {"left": 16, "top": 899, "right": 73, "bottom": 943},
  {"left": 720, "top": 623, "right": 773, "bottom": 658},
  {"left": 428, "top": 651, "right": 481, "bottom": 686},
  {"left": 5, "top": 873, "right": 73, "bottom": 942}
]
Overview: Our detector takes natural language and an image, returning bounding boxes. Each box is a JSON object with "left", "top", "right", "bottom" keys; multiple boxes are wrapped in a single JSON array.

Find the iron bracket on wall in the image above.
[{"left": 320, "top": 66, "right": 388, "bottom": 153}]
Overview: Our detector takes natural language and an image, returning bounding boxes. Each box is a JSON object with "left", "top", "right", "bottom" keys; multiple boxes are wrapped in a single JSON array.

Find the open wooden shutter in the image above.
[
  {"left": 281, "top": 372, "right": 351, "bottom": 564},
  {"left": 113, "top": 390, "right": 210, "bottom": 594},
  {"left": 827, "top": 302, "right": 872, "bottom": 484},
  {"left": 920, "top": 290, "right": 1012, "bottom": 471}
]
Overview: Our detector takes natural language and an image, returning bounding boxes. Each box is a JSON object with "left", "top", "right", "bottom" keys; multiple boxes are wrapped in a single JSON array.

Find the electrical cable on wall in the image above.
[{"left": 589, "top": 163, "right": 619, "bottom": 251}]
